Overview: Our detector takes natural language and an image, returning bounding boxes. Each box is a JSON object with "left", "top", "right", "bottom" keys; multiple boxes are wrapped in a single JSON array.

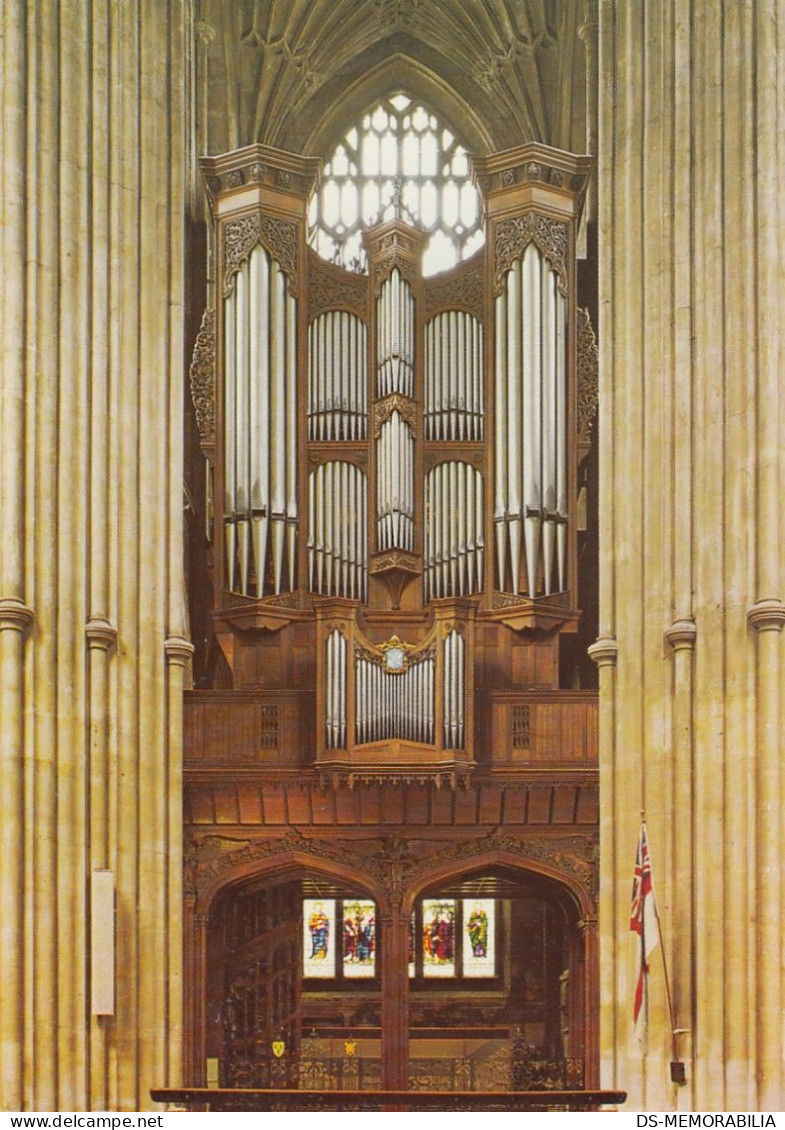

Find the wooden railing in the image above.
[{"left": 151, "top": 1087, "right": 626, "bottom": 1112}]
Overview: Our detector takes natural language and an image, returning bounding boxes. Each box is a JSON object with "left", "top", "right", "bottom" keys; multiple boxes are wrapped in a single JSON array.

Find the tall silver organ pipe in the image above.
[
  {"left": 424, "top": 311, "right": 484, "bottom": 441},
  {"left": 376, "top": 267, "right": 415, "bottom": 398},
  {"left": 376, "top": 411, "right": 415, "bottom": 551},
  {"left": 308, "top": 461, "right": 368, "bottom": 600},
  {"left": 354, "top": 651, "right": 435, "bottom": 745},
  {"left": 493, "top": 244, "right": 568, "bottom": 597},
  {"left": 325, "top": 630, "right": 348, "bottom": 749},
  {"left": 223, "top": 245, "right": 298, "bottom": 597},
  {"left": 308, "top": 311, "right": 368, "bottom": 441},
  {"left": 424, "top": 462, "right": 484, "bottom": 600},
  {"left": 442, "top": 629, "right": 465, "bottom": 750}
]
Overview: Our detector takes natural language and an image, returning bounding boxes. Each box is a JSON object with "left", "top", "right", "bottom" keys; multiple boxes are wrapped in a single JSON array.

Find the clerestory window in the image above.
[{"left": 308, "top": 93, "right": 485, "bottom": 276}]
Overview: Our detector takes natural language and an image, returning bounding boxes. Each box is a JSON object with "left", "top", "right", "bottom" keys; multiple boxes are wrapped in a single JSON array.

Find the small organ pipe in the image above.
[
  {"left": 353, "top": 652, "right": 436, "bottom": 744},
  {"left": 424, "top": 311, "right": 484, "bottom": 442},
  {"left": 309, "top": 462, "right": 368, "bottom": 600},
  {"left": 308, "top": 311, "right": 368, "bottom": 442},
  {"left": 424, "top": 462, "right": 484, "bottom": 601}
]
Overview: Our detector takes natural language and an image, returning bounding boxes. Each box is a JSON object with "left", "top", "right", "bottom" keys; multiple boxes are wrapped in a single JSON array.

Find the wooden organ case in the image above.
[{"left": 189, "top": 141, "right": 593, "bottom": 785}]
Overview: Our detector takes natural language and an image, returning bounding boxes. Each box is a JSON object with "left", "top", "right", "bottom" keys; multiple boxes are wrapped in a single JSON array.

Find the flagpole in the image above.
[{"left": 644, "top": 815, "right": 686, "bottom": 1084}]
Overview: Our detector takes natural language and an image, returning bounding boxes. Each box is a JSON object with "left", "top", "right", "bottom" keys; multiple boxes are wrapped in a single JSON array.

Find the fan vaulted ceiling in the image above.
[{"left": 196, "top": 0, "right": 593, "bottom": 160}]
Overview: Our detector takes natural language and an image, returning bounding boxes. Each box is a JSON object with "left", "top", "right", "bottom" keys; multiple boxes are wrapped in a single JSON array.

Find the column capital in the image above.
[
  {"left": 86, "top": 617, "right": 118, "bottom": 652},
  {"left": 747, "top": 599, "right": 785, "bottom": 633},
  {"left": 0, "top": 598, "right": 34, "bottom": 634},
  {"left": 588, "top": 635, "right": 617, "bottom": 667},
  {"left": 665, "top": 618, "right": 697, "bottom": 651},
  {"left": 165, "top": 636, "right": 195, "bottom": 666}
]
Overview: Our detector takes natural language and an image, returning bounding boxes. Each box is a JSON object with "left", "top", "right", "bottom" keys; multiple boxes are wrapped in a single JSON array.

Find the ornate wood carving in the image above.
[
  {"left": 189, "top": 307, "right": 216, "bottom": 445},
  {"left": 188, "top": 825, "right": 598, "bottom": 911},
  {"left": 576, "top": 307, "right": 599, "bottom": 448},
  {"left": 423, "top": 260, "right": 485, "bottom": 317},
  {"left": 223, "top": 214, "right": 299, "bottom": 296},
  {"left": 493, "top": 214, "right": 568, "bottom": 295},
  {"left": 512, "top": 704, "right": 531, "bottom": 748},
  {"left": 307, "top": 252, "right": 368, "bottom": 322},
  {"left": 373, "top": 394, "right": 418, "bottom": 437},
  {"left": 374, "top": 250, "right": 417, "bottom": 291}
]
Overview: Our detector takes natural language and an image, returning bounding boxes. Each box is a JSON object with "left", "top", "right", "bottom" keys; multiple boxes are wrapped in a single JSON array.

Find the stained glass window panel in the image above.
[
  {"left": 462, "top": 898, "right": 496, "bottom": 977},
  {"left": 342, "top": 899, "right": 376, "bottom": 978},
  {"left": 422, "top": 898, "right": 456, "bottom": 977},
  {"left": 303, "top": 898, "right": 336, "bottom": 977}
]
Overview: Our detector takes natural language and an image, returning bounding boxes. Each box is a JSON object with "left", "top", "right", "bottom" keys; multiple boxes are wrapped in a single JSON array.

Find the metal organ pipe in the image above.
[
  {"left": 377, "top": 268, "right": 414, "bottom": 398},
  {"left": 308, "top": 462, "right": 368, "bottom": 601},
  {"left": 308, "top": 311, "right": 368, "bottom": 442},
  {"left": 494, "top": 244, "right": 568, "bottom": 597},
  {"left": 353, "top": 652, "right": 435, "bottom": 745},
  {"left": 442, "top": 630, "right": 465, "bottom": 750},
  {"left": 325, "top": 631, "right": 347, "bottom": 750},
  {"left": 376, "top": 412, "right": 414, "bottom": 551},
  {"left": 423, "top": 462, "right": 484, "bottom": 601},
  {"left": 424, "top": 311, "right": 484, "bottom": 441},
  {"left": 223, "top": 246, "right": 299, "bottom": 598}
]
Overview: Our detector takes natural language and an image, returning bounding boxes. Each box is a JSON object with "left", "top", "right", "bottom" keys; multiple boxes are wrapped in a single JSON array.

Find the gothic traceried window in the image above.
[{"left": 308, "top": 93, "right": 485, "bottom": 276}]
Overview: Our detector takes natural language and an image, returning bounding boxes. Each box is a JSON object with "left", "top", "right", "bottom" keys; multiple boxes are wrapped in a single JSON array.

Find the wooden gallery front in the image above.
[{"left": 183, "top": 114, "right": 600, "bottom": 1094}]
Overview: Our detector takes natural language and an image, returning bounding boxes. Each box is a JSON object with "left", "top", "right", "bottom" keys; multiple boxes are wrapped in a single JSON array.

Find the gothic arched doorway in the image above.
[{"left": 187, "top": 851, "right": 594, "bottom": 1093}]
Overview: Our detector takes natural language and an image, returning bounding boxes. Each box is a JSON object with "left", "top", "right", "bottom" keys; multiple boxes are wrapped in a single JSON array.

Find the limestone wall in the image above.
[
  {"left": 0, "top": 0, "right": 191, "bottom": 1111},
  {"left": 596, "top": 0, "right": 785, "bottom": 1111}
]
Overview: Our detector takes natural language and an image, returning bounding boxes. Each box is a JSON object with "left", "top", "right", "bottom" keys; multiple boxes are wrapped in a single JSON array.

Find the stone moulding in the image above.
[
  {"left": 747, "top": 599, "right": 785, "bottom": 633},
  {"left": 0, "top": 598, "right": 35, "bottom": 635},
  {"left": 587, "top": 636, "right": 617, "bottom": 667}
]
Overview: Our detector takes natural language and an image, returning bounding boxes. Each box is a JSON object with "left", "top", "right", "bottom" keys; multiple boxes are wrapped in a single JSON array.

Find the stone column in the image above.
[
  {"left": 598, "top": 0, "right": 785, "bottom": 1110},
  {"left": 0, "top": 0, "right": 191, "bottom": 1111}
]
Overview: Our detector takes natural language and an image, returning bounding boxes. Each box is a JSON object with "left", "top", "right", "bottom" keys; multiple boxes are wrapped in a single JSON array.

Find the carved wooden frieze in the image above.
[
  {"left": 223, "top": 213, "right": 298, "bottom": 296},
  {"left": 189, "top": 307, "right": 216, "bottom": 446},
  {"left": 187, "top": 825, "right": 598, "bottom": 911},
  {"left": 373, "top": 249, "right": 418, "bottom": 292},
  {"left": 576, "top": 307, "right": 599, "bottom": 447},
  {"left": 373, "top": 393, "right": 417, "bottom": 437},
  {"left": 423, "top": 260, "right": 485, "bottom": 318},
  {"left": 493, "top": 213, "right": 569, "bottom": 296},
  {"left": 307, "top": 251, "right": 368, "bottom": 322}
]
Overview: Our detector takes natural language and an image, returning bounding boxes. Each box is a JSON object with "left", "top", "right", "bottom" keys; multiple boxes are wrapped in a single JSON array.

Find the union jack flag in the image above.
[{"left": 630, "top": 822, "right": 658, "bottom": 1024}]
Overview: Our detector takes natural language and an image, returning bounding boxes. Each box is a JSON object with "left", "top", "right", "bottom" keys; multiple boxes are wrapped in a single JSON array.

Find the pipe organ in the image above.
[
  {"left": 309, "top": 462, "right": 368, "bottom": 600},
  {"left": 376, "top": 411, "right": 415, "bottom": 552},
  {"left": 424, "top": 462, "right": 484, "bottom": 600},
  {"left": 376, "top": 268, "right": 415, "bottom": 398},
  {"left": 493, "top": 246, "right": 568, "bottom": 598},
  {"left": 424, "top": 311, "right": 484, "bottom": 441},
  {"left": 355, "top": 647, "right": 435, "bottom": 746},
  {"left": 308, "top": 311, "right": 368, "bottom": 441},
  {"left": 197, "top": 142, "right": 591, "bottom": 781},
  {"left": 223, "top": 243, "right": 299, "bottom": 598}
]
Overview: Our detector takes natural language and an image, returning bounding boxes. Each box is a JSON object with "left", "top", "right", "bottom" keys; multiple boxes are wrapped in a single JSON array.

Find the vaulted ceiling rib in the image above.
[{"left": 197, "top": 0, "right": 591, "bottom": 160}]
